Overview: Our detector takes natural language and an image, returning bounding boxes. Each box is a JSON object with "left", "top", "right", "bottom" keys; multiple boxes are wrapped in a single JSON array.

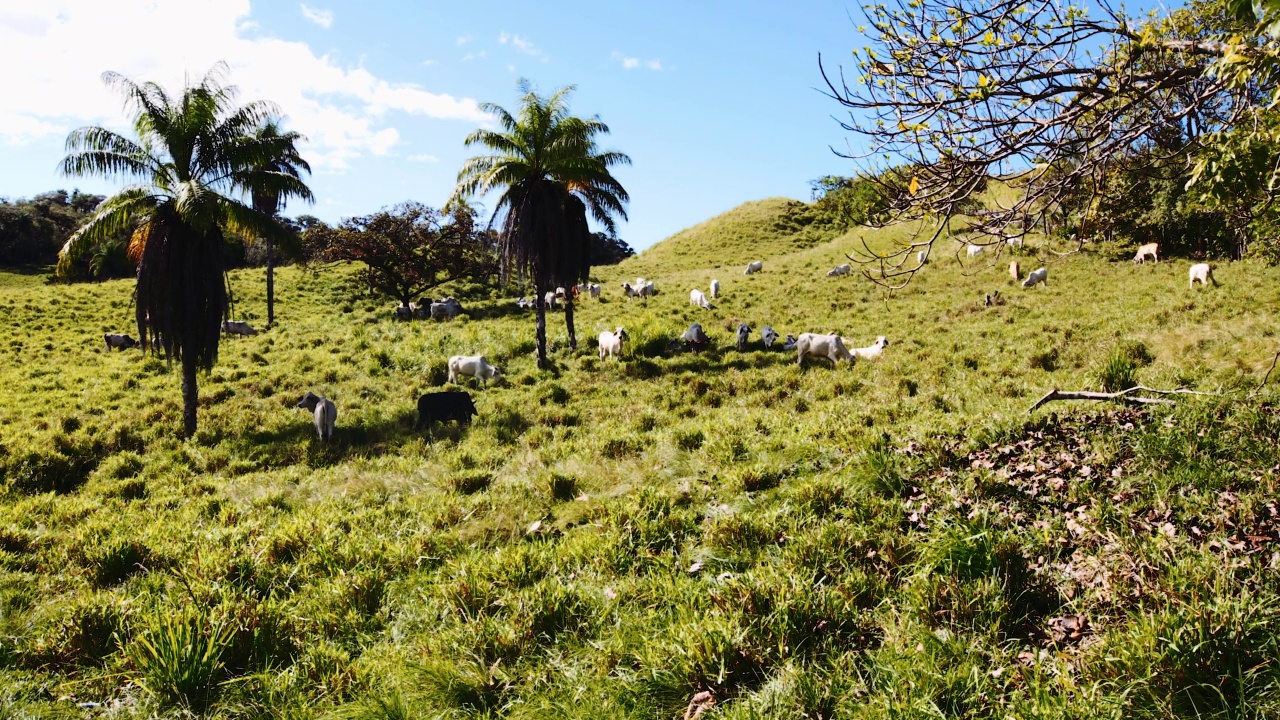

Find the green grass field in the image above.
[{"left": 1, "top": 200, "right": 1278, "bottom": 718}]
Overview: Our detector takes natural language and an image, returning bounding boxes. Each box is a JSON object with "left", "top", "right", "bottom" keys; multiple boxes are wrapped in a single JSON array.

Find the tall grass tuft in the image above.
[
  {"left": 126, "top": 608, "right": 234, "bottom": 711},
  {"left": 1095, "top": 345, "right": 1140, "bottom": 392}
]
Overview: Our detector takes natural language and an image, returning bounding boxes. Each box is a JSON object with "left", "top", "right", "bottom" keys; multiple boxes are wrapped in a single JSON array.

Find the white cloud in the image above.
[
  {"left": 461, "top": 50, "right": 487, "bottom": 62},
  {"left": 299, "top": 3, "right": 332, "bottom": 28},
  {"left": 612, "top": 51, "right": 663, "bottom": 71},
  {"left": 498, "top": 32, "right": 547, "bottom": 61},
  {"left": 406, "top": 153, "right": 439, "bottom": 163},
  {"left": 421, "top": 59, "right": 438, "bottom": 66},
  {"left": 0, "top": 1, "right": 488, "bottom": 170},
  {"left": 456, "top": 34, "right": 472, "bottom": 46}
]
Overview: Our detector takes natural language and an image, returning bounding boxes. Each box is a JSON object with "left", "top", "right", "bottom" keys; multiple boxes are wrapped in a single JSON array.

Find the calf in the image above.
[
  {"left": 736, "top": 323, "right": 750, "bottom": 351},
  {"left": 827, "top": 263, "right": 852, "bottom": 277},
  {"left": 295, "top": 391, "right": 336, "bottom": 442},
  {"left": 690, "top": 288, "right": 711, "bottom": 309},
  {"left": 761, "top": 326, "right": 779, "bottom": 349},
  {"left": 847, "top": 335, "right": 889, "bottom": 360},
  {"left": 744, "top": 260, "right": 763, "bottom": 275},
  {"left": 416, "top": 391, "right": 478, "bottom": 429},
  {"left": 795, "top": 332, "right": 854, "bottom": 367},
  {"left": 448, "top": 355, "right": 501, "bottom": 386},
  {"left": 682, "top": 323, "right": 710, "bottom": 352},
  {"left": 1133, "top": 243, "right": 1159, "bottom": 264},
  {"left": 104, "top": 333, "right": 137, "bottom": 351},
  {"left": 543, "top": 291, "right": 558, "bottom": 310},
  {"left": 1189, "top": 263, "right": 1217, "bottom": 288},
  {"left": 1022, "top": 267, "right": 1048, "bottom": 288},
  {"left": 222, "top": 320, "right": 258, "bottom": 337},
  {"left": 589, "top": 283, "right": 601, "bottom": 299},
  {"left": 598, "top": 327, "right": 627, "bottom": 360}
]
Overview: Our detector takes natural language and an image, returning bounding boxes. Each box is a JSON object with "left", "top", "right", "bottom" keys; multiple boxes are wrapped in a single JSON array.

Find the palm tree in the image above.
[
  {"left": 452, "top": 80, "right": 630, "bottom": 367},
  {"left": 59, "top": 63, "right": 312, "bottom": 437},
  {"left": 248, "top": 120, "right": 311, "bottom": 327}
]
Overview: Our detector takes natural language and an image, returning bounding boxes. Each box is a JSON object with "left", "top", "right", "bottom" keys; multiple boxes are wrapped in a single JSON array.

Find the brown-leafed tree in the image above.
[{"left": 306, "top": 201, "right": 489, "bottom": 307}]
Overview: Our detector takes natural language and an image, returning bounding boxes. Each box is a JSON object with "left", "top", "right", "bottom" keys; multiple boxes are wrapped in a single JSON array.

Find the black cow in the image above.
[{"left": 416, "top": 391, "right": 478, "bottom": 429}]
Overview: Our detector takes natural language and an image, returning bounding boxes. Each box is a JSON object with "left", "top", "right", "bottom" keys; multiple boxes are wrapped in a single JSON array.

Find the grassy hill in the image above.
[
  {"left": 616, "top": 197, "right": 846, "bottom": 279},
  {"left": 1, "top": 215, "right": 1279, "bottom": 718}
]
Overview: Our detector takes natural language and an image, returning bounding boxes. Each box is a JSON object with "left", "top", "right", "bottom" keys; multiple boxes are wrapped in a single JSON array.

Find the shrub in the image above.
[
  {"left": 1095, "top": 345, "right": 1139, "bottom": 392},
  {"left": 1028, "top": 347, "right": 1059, "bottom": 371},
  {"left": 675, "top": 428, "right": 705, "bottom": 451},
  {"left": 126, "top": 609, "right": 234, "bottom": 711},
  {"left": 545, "top": 473, "right": 577, "bottom": 501},
  {"left": 85, "top": 538, "right": 152, "bottom": 586}
]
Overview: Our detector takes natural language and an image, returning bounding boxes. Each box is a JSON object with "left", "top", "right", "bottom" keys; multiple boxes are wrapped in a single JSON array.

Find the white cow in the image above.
[
  {"left": 296, "top": 391, "right": 337, "bottom": 442},
  {"left": 588, "top": 283, "right": 602, "bottom": 299},
  {"left": 710, "top": 279, "right": 721, "bottom": 299},
  {"left": 744, "top": 261, "right": 763, "bottom": 275},
  {"left": 598, "top": 327, "right": 627, "bottom": 360},
  {"left": 543, "top": 291, "right": 558, "bottom": 310},
  {"left": 1022, "top": 267, "right": 1048, "bottom": 288},
  {"left": 621, "top": 282, "right": 643, "bottom": 299},
  {"left": 1189, "top": 263, "right": 1217, "bottom": 288},
  {"left": 847, "top": 336, "right": 889, "bottom": 360},
  {"left": 222, "top": 320, "right": 258, "bottom": 337},
  {"left": 966, "top": 244, "right": 985, "bottom": 258},
  {"left": 795, "top": 332, "right": 854, "bottom": 367},
  {"left": 1133, "top": 243, "right": 1159, "bottom": 264},
  {"left": 448, "top": 355, "right": 502, "bottom": 386},
  {"left": 690, "top": 289, "right": 711, "bottom": 309},
  {"left": 761, "top": 326, "right": 779, "bottom": 349},
  {"left": 827, "top": 263, "right": 852, "bottom": 277},
  {"left": 431, "top": 297, "right": 463, "bottom": 320}
]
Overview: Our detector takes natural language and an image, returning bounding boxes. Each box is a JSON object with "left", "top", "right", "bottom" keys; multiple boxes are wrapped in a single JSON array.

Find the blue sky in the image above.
[{"left": 0, "top": 0, "right": 869, "bottom": 250}]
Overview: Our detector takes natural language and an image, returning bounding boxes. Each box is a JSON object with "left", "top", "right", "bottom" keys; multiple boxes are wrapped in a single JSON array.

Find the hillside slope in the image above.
[
  {"left": 615, "top": 197, "right": 845, "bottom": 279},
  {"left": 1, "top": 216, "right": 1279, "bottom": 717}
]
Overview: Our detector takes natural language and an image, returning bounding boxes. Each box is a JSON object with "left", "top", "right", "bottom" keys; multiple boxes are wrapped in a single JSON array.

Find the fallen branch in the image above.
[
  {"left": 1249, "top": 350, "right": 1280, "bottom": 398},
  {"left": 1028, "top": 385, "right": 1214, "bottom": 413}
]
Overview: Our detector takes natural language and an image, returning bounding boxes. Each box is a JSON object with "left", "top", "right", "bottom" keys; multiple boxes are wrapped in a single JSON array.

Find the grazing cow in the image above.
[
  {"left": 104, "top": 333, "right": 137, "bottom": 351},
  {"left": 431, "top": 298, "right": 463, "bottom": 321},
  {"left": 588, "top": 283, "right": 601, "bottom": 299},
  {"left": 690, "top": 288, "right": 711, "bottom": 309},
  {"left": 1189, "top": 263, "right": 1217, "bottom": 288},
  {"left": 710, "top": 279, "right": 720, "bottom": 299},
  {"left": 448, "top": 355, "right": 501, "bottom": 386},
  {"left": 598, "top": 327, "right": 627, "bottom": 360},
  {"left": 795, "top": 332, "right": 854, "bottom": 367},
  {"left": 516, "top": 297, "right": 535, "bottom": 309},
  {"left": 966, "top": 244, "right": 984, "bottom": 258},
  {"left": 416, "top": 391, "right": 478, "bottom": 429},
  {"left": 222, "top": 320, "right": 258, "bottom": 337},
  {"left": 1022, "top": 267, "right": 1048, "bottom": 288},
  {"left": 848, "top": 336, "right": 890, "bottom": 360},
  {"left": 1008, "top": 237, "right": 1024, "bottom": 248},
  {"left": 744, "top": 261, "right": 763, "bottom": 275},
  {"left": 736, "top": 323, "right": 750, "bottom": 351},
  {"left": 543, "top": 291, "right": 558, "bottom": 310},
  {"left": 761, "top": 326, "right": 779, "bottom": 349},
  {"left": 1133, "top": 243, "right": 1159, "bottom": 264},
  {"left": 827, "top": 264, "right": 852, "bottom": 277},
  {"left": 1009, "top": 260, "right": 1020, "bottom": 281},
  {"left": 555, "top": 287, "right": 568, "bottom": 301},
  {"left": 682, "top": 323, "right": 710, "bottom": 352},
  {"left": 295, "top": 391, "right": 336, "bottom": 442},
  {"left": 394, "top": 305, "right": 412, "bottom": 321}
]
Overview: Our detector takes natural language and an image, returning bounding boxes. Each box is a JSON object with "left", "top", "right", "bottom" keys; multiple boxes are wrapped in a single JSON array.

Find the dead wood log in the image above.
[{"left": 1028, "top": 386, "right": 1214, "bottom": 413}]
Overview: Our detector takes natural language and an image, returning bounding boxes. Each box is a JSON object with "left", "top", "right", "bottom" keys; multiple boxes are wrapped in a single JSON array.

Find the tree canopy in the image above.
[{"left": 824, "top": 0, "right": 1280, "bottom": 283}]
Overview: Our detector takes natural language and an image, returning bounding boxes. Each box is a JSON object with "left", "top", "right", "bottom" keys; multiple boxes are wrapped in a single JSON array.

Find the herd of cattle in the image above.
[{"left": 97, "top": 250, "right": 1222, "bottom": 441}]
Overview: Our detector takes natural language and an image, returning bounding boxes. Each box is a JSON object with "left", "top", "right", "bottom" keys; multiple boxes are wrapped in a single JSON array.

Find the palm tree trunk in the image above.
[
  {"left": 265, "top": 237, "right": 276, "bottom": 327},
  {"left": 181, "top": 353, "right": 199, "bottom": 438},
  {"left": 564, "top": 297, "right": 577, "bottom": 350},
  {"left": 535, "top": 287, "right": 549, "bottom": 369}
]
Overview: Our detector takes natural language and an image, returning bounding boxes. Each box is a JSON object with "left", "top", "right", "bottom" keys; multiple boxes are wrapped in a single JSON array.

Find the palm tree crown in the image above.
[
  {"left": 59, "top": 62, "right": 313, "bottom": 436},
  {"left": 452, "top": 80, "right": 630, "bottom": 364}
]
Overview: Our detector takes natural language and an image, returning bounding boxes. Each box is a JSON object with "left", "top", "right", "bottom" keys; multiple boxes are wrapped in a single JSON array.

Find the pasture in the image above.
[{"left": 1, "top": 207, "right": 1279, "bottom": 718}]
